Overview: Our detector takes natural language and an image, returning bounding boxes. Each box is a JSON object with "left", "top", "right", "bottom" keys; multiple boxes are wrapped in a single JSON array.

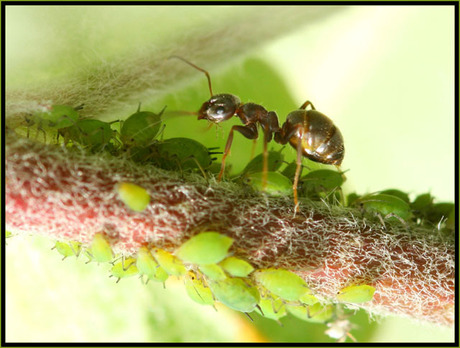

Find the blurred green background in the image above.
[{"left": 5, "top": 5, "right": 455, "bottom": 343}]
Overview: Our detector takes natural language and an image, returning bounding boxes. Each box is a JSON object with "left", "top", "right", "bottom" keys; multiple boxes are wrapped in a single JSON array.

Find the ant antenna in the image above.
[{"left": 169, "top": 55, "right": 214, "bottom": 97}]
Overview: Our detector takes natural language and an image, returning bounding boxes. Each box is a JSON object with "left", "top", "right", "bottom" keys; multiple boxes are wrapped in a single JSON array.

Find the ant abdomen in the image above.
[{"left": 282, "top": 109, "right": 344, "bottom": 166}]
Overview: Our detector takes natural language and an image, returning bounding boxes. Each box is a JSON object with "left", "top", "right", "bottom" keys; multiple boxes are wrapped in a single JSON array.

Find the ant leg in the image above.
[
  {"left": 293, "top": 135, "right": 304, "bottom": 212},
  {"left": 250, "top": 139, "right": 257, "bottom": 160},
  {"left": 218, "top": 124, "right": 258, "bottom": 181},
  {"left": 260, "top": 111, "right": 280, "bottom": 190},
  {"left": 299, "top": 100, "right": 316, "bottom": 110}
]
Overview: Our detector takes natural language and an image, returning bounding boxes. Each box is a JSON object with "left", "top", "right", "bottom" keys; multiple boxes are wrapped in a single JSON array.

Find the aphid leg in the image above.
[
  {"left": 293, "top": 136, "right": 304, "bottom": 212},
  {"left": 385, "top": 213, "right": 407, "bottom": 226},
  {"left": 244, "top": 312, "right": 254, "bottom": 322},
  {"left": 184, "top": 155, "right": 208, "bottom": 181}
]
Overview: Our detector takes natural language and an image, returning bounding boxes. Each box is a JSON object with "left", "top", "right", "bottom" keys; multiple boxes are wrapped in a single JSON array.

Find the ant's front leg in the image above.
[{"left": 218, "top": 123, "right": 258, "bottom": 181}]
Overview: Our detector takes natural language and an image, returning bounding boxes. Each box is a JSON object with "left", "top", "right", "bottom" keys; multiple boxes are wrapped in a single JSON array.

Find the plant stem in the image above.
[{"left": 5, "top": 133, "right": 454, "bottom": 327}]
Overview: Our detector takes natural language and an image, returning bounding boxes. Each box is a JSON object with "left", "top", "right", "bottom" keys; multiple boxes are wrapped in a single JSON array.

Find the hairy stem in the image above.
[{"left": 5, "top": 133, "right": 454, "bottom": 328}]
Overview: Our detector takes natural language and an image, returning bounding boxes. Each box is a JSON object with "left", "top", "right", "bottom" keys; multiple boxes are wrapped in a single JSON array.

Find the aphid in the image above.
[
  {"left": 379, "top": 189, "right": 410, "bottom": 204},
  {"left": 357, "top": 193, "right": 412, "bottom": 224},
  {"left": 346, "top": 192, "right": 360, "bottom": 207},
  {"left": 244, "top": 171, "right": 292, "bottom": 196},
  {"left": 175, "top": 232, "right": 234, "bottom": 265},
  {"left": 208, "top": 277, "right": 260, "bottom": 313},
  {"left": 300, "top": 169, "right": 344, "bottom": 194},
  {"left": 26, "top": 104, "right": 81, "bottom": 142},
  {"left": 152, "top": 248, "right": 186, "bottom": 276},
  {"left": 199, "top": 264, "right": 228, "bottom": 281},
  {"left": 52, "top": 241, "right": 82, "bottom": 260},
  {"left": 85, "top": 233, "right": 115, "bottom": 263},
  {"left": 120, "top": 105, "right": 165, "bottom": 148},
  {"left": 240, "top": 149, "right": 284, "bottom": 176},
  {"left": 149, "top": 137, "right": 219, "bottom": 175},
  {"left": 256, "top": 294, "right": 287, "bottom": 321},
  {"left": 184, "top": 271, "right": 215, "bottom": 306},
  {"left": 274, "top": 100, "right": 344, "bottom": 211},
  {"left": 116, "top": 182, "right": 150, "bottom": 212},
  {"left": 426, "top": 202, "right": 455, "bottom": 230},
  {"left": 169, "top": 56, "right": 281, "bottom": 187},
  {"left": 286, "top": 302, "right": 334, "bottom": 323},
  {"left": 219, "top": 256, "right": 254, "bottom": 278},
  {"left": 336, "top": 284, "right": 376, "bottom": 304},
  {"left": 110, "top": 257, "right": 139, "bottom": 283},
  {"left": 136, "top": 246, "right": 169, "bottom": 283},
  {"left": 280, "top": 160, "right": 304, "bottom": 181},
  {"left": 58, "top": 119, "right": 117, "bottom": 152},
  {"left": 253, "top": 268, "right": 310, "bottom": 301}
]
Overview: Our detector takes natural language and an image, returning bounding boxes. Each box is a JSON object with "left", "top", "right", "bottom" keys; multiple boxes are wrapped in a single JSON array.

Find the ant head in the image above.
[{"left": 198, "top": 94, "right": 241, "bottom": 123}]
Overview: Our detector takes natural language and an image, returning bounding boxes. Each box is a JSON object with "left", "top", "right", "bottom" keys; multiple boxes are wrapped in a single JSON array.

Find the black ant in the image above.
[{"left": 169, "top": 56, "right": 344, "bottom": 211}]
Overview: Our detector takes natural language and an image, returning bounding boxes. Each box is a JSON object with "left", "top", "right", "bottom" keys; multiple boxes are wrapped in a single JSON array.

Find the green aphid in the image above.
[
  {"left": 286, "top": 302, "right": 334, "bottom": 323},
  {"left": 299, "top": 291, "right": 320, "bottom": 306},
  {"left": 199, "top": 264, "right": 227, "bottom": 281},
  {"left": 411, "top": 193, "right": 434, "bottom": 213},
  {"left": 256, "top": 294, "right": 287, "bottom": 321},
  {"left": 35, "top": 105, "right": 81, "bottom": 130},
  {"left": 149, "top": 137, "right": 216, "bottom": 173},
  {"left": 346, "top": 193, "right": 360, "bottom": 207},
  {"left": 175, "top": 232, "right": 233, "bottom": 265},
  {"left": 152, "top": 248, "right": 186, "bottom": 276},
  {"left": 117, "top": 182, "right": 150, "bottom": 212},
  {"left": 379, "top": 189, "right": 410, "bottom": 203},
  {"left": 5, "top": 230, "right": 13, "bottom": 239},
  {"left": 244, "top": 171, "right": 292, "bottom": 196},
  {"left": 426, "top": 202, "right": 455, "bottom": 225},
  {"left": 184, "top": 271, "right": 215, "bottom": 306},
  {"left": 253, "top": 268, "right": 309, "bottom": 301},
  {"left": 208, "top": 277, "right": 260, "bottom": 313},
  {"left": 358, "top": 193, "right": 412, "bottom": 223},
  {"left": 336, "top": 284, "right": 376, "bottom": 303},
  {"left": 86, "top": 233, "right": 114, "bottom": 263},
  {"left": 52, "top": 241, "right": 82, "bottom": 260},
  {"left": 59, "top": 119, "right": 116, "bottom": 152},
  {"left": 301, "top": 169, "right": 344, "bottom": 193},
  {"left": 219, "top": 256, "right": 254, "bottom": 278},
  {"left": 446, "top": 206, "right": 455, "bottom": 231},
  {"left": 110, "top": 257, "right": 139, "bottom": 283},
  {"left": 241, "top": 150, "right": 284, "bottom": 175},
  {"left": 120, "top": 106, "right": 165, "bottom": 147},
  {"left": 281, "top": 160, "right": 304, "bottom": 181},
  {"left": 136, "top": 246, "right": 169, "bottom": 283}
]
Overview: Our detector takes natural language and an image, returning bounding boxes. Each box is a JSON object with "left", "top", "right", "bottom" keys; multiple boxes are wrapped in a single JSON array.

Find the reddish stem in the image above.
[{"left": 6, "top": 134, "right": 455, "bottom": 327}]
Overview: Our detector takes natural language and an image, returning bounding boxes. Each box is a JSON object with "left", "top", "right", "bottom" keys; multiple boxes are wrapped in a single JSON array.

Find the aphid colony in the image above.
[{"left": 52, "top": 231, "right": 376, "bottom": 335}]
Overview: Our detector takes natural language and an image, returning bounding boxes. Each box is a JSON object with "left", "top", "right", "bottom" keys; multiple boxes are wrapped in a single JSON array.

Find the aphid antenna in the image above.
[{"left": 169, "top": 55, "right": 214, "bottom": 97}]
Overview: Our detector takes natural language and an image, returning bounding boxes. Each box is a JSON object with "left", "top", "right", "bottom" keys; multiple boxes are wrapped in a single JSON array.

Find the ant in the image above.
[
  {"left": 169, "top": 56, "right": 344, "bottom": 211},
  {"left": 169, "top": 56, "right": 280, "bottom": 188}
]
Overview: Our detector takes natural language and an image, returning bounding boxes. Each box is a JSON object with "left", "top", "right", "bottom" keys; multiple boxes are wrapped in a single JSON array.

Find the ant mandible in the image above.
[{"left": 170, "top": 56, "right": 345, "bottom": 211}]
